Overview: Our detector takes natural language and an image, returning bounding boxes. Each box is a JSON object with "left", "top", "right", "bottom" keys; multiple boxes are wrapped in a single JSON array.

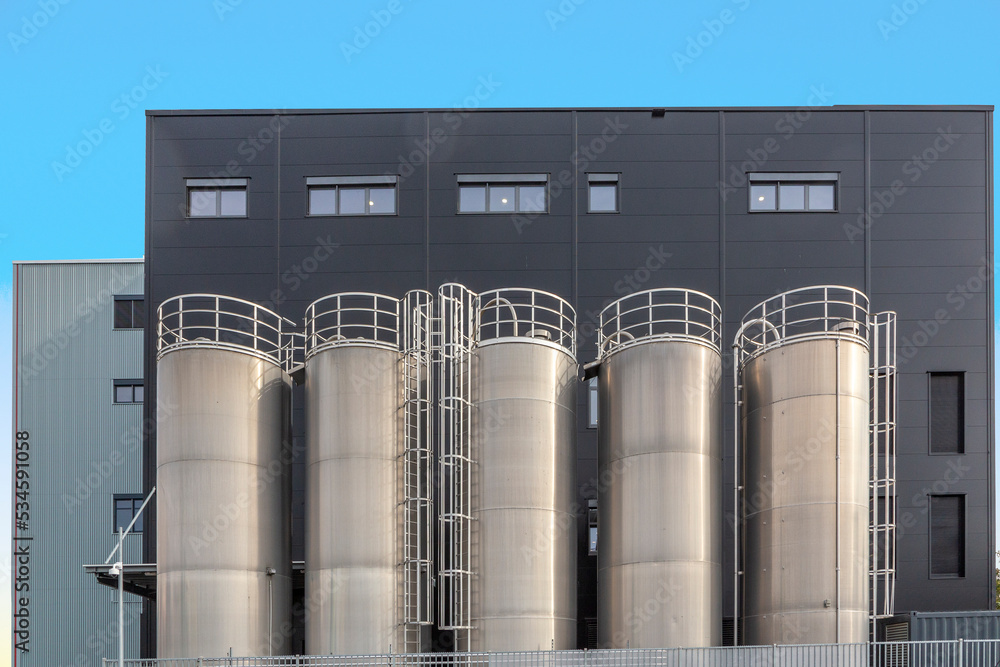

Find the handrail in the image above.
[
  {"left": 156, "top": 294, "right": 298, "bottom": 373},
  {"left": 598, "top": 288, "right": 722, "bottom": 359},
  {"left": 475, "top": 287, "right": 577, "bottom": 356},
  {"left": 735, "top": 285, "right": 870, "bottom": 368},
  {"left": 303, "top": 292, "right": 401, "bottom": 358}
]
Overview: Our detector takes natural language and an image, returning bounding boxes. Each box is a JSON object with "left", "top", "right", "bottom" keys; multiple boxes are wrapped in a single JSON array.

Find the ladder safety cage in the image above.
[
  {"left": 869, "top": 311, "right": 898, "bottom": 635},
  {"left": 401, "top": 290, "right": 435, "bottom": 652},
  {"left": 435, "top": 283, "right": 477, "bottom": 647},
  {"left": 156, "top": 293, "right": 299, "bottom": 373}
]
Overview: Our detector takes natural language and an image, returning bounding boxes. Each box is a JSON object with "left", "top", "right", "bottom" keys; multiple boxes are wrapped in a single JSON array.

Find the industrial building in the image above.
[
  {"left": 11, "top": 259, "right": 146, "bottom": 666},
  {"left": 15, "top": 105, "right": 992, "bottom": 660}
]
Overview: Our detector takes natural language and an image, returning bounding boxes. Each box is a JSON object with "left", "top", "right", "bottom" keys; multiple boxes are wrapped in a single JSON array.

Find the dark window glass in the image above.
[
  {"left": 930, "top": 372, "right": 964, "bottom": 453},
  {"left": 114, "top": 381, "right": 144, "bottom": 404},
  {"left": 114, "top": 298, "right": 145, "bottom": 329},
  {"left": 114, "top": 496, "right": 144, "bottom": 533},
  {"left": 929, "top": 495, "right": 965, "bottom": 577}
]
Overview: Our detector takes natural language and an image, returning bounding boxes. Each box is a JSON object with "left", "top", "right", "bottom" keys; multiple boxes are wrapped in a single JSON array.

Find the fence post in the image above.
[
  {"left": 772, "top": 644, "right": 777, "bottom": 667},
  {"left": 957, "top": 637, "right": 964, "bottom": 667}
]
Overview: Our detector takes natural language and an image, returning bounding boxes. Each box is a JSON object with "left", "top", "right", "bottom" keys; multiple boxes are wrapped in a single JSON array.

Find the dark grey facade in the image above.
[{"left": 143, "top": 106, "right": 995, "bottom": 654}]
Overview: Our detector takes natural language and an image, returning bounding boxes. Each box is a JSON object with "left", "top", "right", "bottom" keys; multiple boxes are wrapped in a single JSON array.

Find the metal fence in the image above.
[{"left": 102, "top": 640, "right": 1000, "bottom": 667}]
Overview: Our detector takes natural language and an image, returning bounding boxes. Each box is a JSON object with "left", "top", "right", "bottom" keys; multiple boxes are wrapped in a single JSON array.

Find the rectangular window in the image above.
[
  {"left": 186, "top": 178, "right": 248, "bottom": 218},
  {"left": 588, "top": 173, "right": 619, "bottom": 213},
  {"left": 929, "top": 494, "right": 965, "bottom": 577},
  {"left": 929, "top": 372, "right": 965, "bottom": 454},
  {"left": 588, "top": 377, "right": 598, "bottom": 428},
  {"left": 748, "top": 173, "right": 838, "bottom": 212},
  {"left": 114, "top": 495, "right": 144, "bottom": 533},
  {"left": 114, "top": 380, "right": 144, "bottom": 404},
  {"left": 306, "top": 176, "right": 398, "bottom": 216},
  {"left": 588, "top": 500, "right": 598, "bottom": 556},
  {"left": 457, "top": 174, "right": 548, "bottom": 214},
  {"left": 113, "top": 296, "right": 145, "bottom": 329}
]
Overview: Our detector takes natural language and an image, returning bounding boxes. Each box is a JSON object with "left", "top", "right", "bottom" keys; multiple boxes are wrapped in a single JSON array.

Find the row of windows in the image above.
[{"left": 185, "top": 171, "right": 844, "bottom": 218}]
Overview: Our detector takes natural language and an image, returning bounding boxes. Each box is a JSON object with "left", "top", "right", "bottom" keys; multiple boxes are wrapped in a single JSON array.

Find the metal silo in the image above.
[
  {"left": 156, "top": 294, "right": 295, "bottom": 658},
  {"left": 734, "top": 285, "right": 873, "bottom": 645},
  {"left": 304, "top": 291, "right": 433, "bottom": 655},
  {"left": 438, "top": 286, "right": 578, "bottom": 651},
  {"left": 589, "top": 288, "right": 723, "bottom": 648}
]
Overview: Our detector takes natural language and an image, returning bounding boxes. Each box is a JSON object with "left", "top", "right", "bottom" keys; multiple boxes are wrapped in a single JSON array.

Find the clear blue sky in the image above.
[{"left": 0, "top": 0, "right": 997, "bottom": 655}]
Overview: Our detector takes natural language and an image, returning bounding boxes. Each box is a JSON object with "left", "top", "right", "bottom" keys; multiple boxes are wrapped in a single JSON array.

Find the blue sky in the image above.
[{"left": 0, "top": 0, "right": 997, "bottom": 657}]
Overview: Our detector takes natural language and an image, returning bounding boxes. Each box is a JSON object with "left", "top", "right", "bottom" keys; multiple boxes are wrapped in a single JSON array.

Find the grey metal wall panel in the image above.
[{"left": 13, "top": 261, "right": 145, "bottom": 666}]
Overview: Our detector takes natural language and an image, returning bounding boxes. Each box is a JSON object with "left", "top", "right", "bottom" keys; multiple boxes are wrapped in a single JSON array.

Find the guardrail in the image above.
[
  {"left": 102, "top": 640, "right": 1000, "bottom": 667},
  {"left": 476, "top": 287, "right": 576, "bottom": 356},
  {"left": 597, "top": 288, "right": 722, "bottom": 359}
]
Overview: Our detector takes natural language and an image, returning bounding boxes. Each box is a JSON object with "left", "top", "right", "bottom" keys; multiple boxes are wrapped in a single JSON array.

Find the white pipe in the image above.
[
  {"left": 118, "top": 526, "right": 124, "bottom": 667},
  {"left": 836, "top": 338, "right": 842, "bottom": 643},
  {"left": 732, "top": 341, "right": 740, "bottom": 647}
]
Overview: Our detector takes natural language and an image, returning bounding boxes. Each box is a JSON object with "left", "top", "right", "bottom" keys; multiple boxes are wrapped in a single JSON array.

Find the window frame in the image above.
[
  {"left": 928, "top": 493, "right": 966, "bottom": 579},
  {"left": 113, "top": 295, "right": 145, "bottom": 330},
  {"left": 928, "top": 371, "right": 966, "bottom": 455},
  {"left": 587, "top": 499, "right": 598, "bottom": 556},
  {"left": 456, "top": 174, "right": 549, "bottom": 214},
  {"left": 747, "top": 172, "right": 839, "bottom": 213},
  {"left": 113, "top": 379, "right": 144, "bottom": 404},
  {"left": 305, "top": 175, "right": 399, "bottom": 217},
  {"left": 587, "top": 377, "right": 599, "bottom": 429},
  {"left": 113, "top": 494, "right": 145, "bottom": 534},
  {"left": 185, "top": 178, "right": 249, "bottom": 218},
  {"left": 587, "top": 173, "right": 620, "bottom": 213}
]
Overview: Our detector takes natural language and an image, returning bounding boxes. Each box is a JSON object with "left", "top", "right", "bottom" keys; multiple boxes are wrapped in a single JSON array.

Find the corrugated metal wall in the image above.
[{"left": 13, "top": 260, "right": 145, "bottom": 666}]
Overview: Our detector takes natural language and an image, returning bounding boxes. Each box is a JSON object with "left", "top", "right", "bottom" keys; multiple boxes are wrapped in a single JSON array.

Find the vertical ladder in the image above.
[
  {"left": 401, "top": 290, "right": 434, "bottom": 653},
  {"left": 869, "top": 311, "right": 898, "bottom": 639},
  {"left": 436, "top": 284, "right": 475, "bottom": 650}
]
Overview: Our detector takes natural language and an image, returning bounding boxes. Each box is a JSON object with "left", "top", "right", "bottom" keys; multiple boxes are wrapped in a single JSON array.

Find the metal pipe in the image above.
[
  {"left": 118, "top": 526, "right": 124, "bottom": 667},
  {"left": 732, "top": 340, "right": 741, "bottom": 647},
  {"left": 836, "top": 338, "right": 842, "bottom": 643}
]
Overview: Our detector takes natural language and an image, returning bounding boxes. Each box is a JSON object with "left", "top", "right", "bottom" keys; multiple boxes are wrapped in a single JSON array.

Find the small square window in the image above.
[
  {"left": 750, "top": 184, "right": 776, "bottom": 211},
  {"left": 489, "top": 186, "right": 516, "bottom": 212},
  {"left": 339, "top": 188, "right": 366, "bottom": 214},
  {"left": 808, "top": 183, "right": 835, "bottom": 210},
  {"left": 778, "top": 184, "right": 806, "bottom": 210},
  {"left": 114, "top": 495, "right": 144, "bottom": 533},
  {"left": 589, "top": 184, "right": 618, "bottom": 213},
  {"left": 186, "top": 179, "right": 248, "bottom": 218},
  {"left": 114, "top": 381, "right": 144, "bottom": 404},
  {"left": 368, "top": 187, "right": 396, "bottom": 214},
  {"left": 459, "top": 186, "right": 487, "bottom": 212},
  {"left": 519, "top": 186, "right": 546, "bottom": 212},
  {"left": 309, "top": 187, "right": 337, "bottom": 215},
  {"left": 114, "top": 297, "right": 145, "bottom": 329}
]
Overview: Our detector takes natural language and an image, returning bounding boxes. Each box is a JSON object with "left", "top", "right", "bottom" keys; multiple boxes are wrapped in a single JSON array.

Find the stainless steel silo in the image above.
[
  {"left": 591, "top": 288, "right": 723, "bottom": 648},
  {"left": 156, "top": 295, "right": 294, "bottom": 658},
  {"left": 303, "top": 291, "right": 433, "bottom": 655},
  {"left": 466, "top": 288, "right": 578, "bottom": 651},
  {"left": 735, "top": 286, "right": 871, "bottom": 645}
]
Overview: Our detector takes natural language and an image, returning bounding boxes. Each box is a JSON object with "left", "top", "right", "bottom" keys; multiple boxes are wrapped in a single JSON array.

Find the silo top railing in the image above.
[
  {"left": 475, "top": 288, "right": 577, "bottom": 356},
  {"left": 157, "top": 294, "right": 298, "bottom": 372},
  {"left": 734, "top": 285, "right": 870, "bottom": 367},
  {"left": 598, "top": 288, "right": 722, "bottom": 359},
  {"left": 304, "top": 292, "right": 401, "bottom": 359}
]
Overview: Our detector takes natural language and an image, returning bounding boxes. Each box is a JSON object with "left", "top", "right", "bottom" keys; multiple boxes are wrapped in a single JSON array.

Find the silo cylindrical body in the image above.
[
  {"left": 156, "top": 346, "right": 293, "bottom": 658},
  {"left": 741, "top": 334, "right": 870, "bottom": 644},
  {"left": 305, "top": 344, "right": 403, "bottom": 654},
  {"left": 597, "top": 334, "right": 723, "bottom": 648},
  {"left": 469, "top": 338, "right": 577, "bottom": 651}
]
